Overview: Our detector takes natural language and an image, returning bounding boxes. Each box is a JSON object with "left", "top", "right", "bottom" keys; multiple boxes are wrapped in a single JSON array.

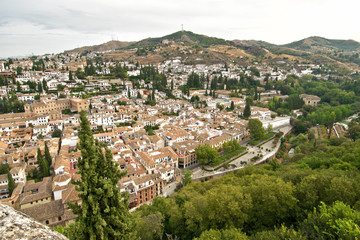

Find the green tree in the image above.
[
  {"left": 183, "top": 170, "right": 192, "bottom": 186},
  {"left": 230, "top": 101, "right": 235, "bottom": 110},
  {"left": 300, "top": 201, "right": 360, "bottom": 240},
  {"left": 44, "top": 142, "right": 52, "bottom": 167},
  {"left": 266, "top": 124, "right": 273, "bottom": 133},
  {"left": 248, "top": 119, "right": 264, "bottom": 140},
  {"left": 52, "top": 129, "right": 62, "bottom": 138},
  {"left": 42, "top": 79, "right": 48, "bottom": 92},
  {"left": 243, "top": 102, "right": 251, "bottom": 118},
  {"left": 68, "top": 111, "right": 136, "bottom": 240},
  {"left": 16, "top": 66, "right": 22, "bottom": 76},
  {"left": 195, "top": 228, "right": 248, "bottom": 240},
  {"left": 246, "top": 97, "right": 253, "bottom": 105},
  {"left": 37, "top": 148, "right": 49, "bottom": 178},
  {"left": 38, "top": 82, "right": 43, "bottom": 94},
  {"left": 69, "top": 71, "right": 73, "bottom": 81},
  {"left": 252, "top": 225, "right": 307, "bottom": 240},
  {"left": 137, "top": 91, "right": 141, "bottom": 99},
  {"left": 346, "top": 123, "right": 360, "bottom": 141},
  {"left": 7, "top": 171, "right": 15, "bottom": 196},
  {"left": 195, "top": 145, "right": 219, "bottom": 166},
  {"left": 16, "top": 81, "right": 21, "bottom": 92},
  {"left": 134, "top": 212, "right": 164, "bottom": 240},
  {"left": 246, "top": 175, "right": 298, "bottom": 230}
]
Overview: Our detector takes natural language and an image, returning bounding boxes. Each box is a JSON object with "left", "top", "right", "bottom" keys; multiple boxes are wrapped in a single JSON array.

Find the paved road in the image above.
[
  {"left": 191, "top": 124, "right": 293, "bottom": 180},
  {"left": 162, "top": 181, "right": 177, "bottom": 197}
]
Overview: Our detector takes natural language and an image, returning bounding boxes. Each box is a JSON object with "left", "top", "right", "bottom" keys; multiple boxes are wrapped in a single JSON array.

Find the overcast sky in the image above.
[{"left": 1, "top": 0, "right": 359, "bottom": 58}]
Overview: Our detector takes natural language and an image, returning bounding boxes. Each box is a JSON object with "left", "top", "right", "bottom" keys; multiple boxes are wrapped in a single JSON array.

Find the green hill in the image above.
[
  {"left": 64, "top": 40, "right": 134, "bottom": 54},
  {"left": 123, "top": 31, "right": 228, "bottom": 49},
  {"left": 282, "top": 36, "right": 360, "bottom": 52}
]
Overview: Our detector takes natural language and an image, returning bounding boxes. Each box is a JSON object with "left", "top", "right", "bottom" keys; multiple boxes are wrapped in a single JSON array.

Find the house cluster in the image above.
[{"left": 0, "top": 43, "right": 325, "bottom": 228}]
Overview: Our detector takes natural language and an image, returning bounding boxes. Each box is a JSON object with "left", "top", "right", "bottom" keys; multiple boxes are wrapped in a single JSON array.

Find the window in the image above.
[
  {"left": 45, "top": 220, "right": 49, "bottom": 224},
  {"left": 58, "top": 217, "right": 62, "bottom": 221}
]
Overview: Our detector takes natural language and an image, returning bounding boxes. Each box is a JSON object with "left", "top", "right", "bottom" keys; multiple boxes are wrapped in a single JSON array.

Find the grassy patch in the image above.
[
  {"left": 249, "top": 132, "right": 276, "bottom": 146},
  {"left": 258, "top": 136, "right": 276, "bottom": 147},
  {"left": 210, "top": 146, "right": 246, "bottom": 166},
  {"left": 214, "top": 151, "right": 248, "bottom": 171}
]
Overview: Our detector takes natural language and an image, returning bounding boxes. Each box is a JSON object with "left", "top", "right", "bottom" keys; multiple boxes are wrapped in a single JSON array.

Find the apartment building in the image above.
[{"left": 25, "top": 98, "right": 89, "bottom": 114}]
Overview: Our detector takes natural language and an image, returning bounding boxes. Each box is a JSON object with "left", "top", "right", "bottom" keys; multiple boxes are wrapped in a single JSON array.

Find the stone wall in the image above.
[{"left": 0, "top": 203, "right": 68, "bottom": 240}]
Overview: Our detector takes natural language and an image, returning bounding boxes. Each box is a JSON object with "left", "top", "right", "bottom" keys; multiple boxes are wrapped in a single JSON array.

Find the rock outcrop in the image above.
[{"left": 0, "top": 203, "right": 68, "bottom": 240}]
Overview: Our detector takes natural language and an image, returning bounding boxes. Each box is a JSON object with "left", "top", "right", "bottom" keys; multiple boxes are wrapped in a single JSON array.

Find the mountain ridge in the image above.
[{"left": 64, "top": 31, "right": 360, "bottom": 55}]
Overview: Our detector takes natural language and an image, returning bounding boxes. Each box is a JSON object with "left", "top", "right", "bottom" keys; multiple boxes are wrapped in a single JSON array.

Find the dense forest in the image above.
[{"left": 133, "top": 132, "right": 360, "bottom": 239}]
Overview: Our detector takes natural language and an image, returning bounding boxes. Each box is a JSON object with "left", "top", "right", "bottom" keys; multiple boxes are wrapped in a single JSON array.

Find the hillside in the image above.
[
  {"left": 64, "top": 40, "right": 134, "bottom": 54},
  {"left": 123, "top": 31, "right": 228, "bottom": 49},
  {"left": 63, "top": 32, "right": 360, "bottom": 70},
  {"left": 282, "top": 36, "right": 360, "bottom": 52}
]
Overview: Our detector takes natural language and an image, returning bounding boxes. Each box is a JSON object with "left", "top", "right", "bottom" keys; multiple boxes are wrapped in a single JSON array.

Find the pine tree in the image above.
[
  {"left": 68, "top": 111, "right": 136, "bottom": 240},
  {"left": 69, "top": 71, "right": 73, "bottom": 81},
  {"left": 44, "top": 142, "right": 52, "bottom": 167},
  {"left": 37, "top": 148, "right": 49, "bottom": 178},
  {"left": 7, "top": 171, "right": 15, "bottom": 196}
]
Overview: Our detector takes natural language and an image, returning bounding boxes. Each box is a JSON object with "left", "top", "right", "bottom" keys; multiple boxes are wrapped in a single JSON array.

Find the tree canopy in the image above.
[
  {"left": 67, "top": 111, "right": 136, "bottom": 240},
  {"left": 248, "top": 119, "right": 264, "bottom": 140}
]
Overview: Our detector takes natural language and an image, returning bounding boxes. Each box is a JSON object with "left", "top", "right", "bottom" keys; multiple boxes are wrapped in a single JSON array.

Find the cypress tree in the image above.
[
  {"left": 7, "top": 171, "right": 15, "bottom": 196},
  {"left": 44, "top": 142, "right": 52, "bottom": 167},
  {"left": 230, "top": 101, "right": 235, "bottom": 110},
  {"left": 68, "top": 111, "right": 136, "bottom": 240},
  {"left": 244, "top": 102, "right": 251, "bottom": 118},
  {"left": 38, "top": 82, "right": 43, "bottom": 94},
  {"left": 37, "top": 148, "right": 49, "bottom": 178}
]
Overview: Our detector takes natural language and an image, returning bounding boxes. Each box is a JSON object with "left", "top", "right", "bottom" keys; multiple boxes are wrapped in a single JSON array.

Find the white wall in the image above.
[{"left": 261, "top": 117, "right": 290, "bottom": 129}]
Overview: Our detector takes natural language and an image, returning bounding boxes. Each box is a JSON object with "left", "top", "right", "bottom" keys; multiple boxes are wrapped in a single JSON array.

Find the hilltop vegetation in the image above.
[
  {"left": 61, "top": 31, "right": 360, "bottom": 70},
  {"left": 64, "top": 40, "right": 134, "bottom": 55},
  {"left": 283, "top": 36, "right": 360, "bottom": 52},
  {"left": 123, "top": 31, "right": 228, "bottom": 49}
]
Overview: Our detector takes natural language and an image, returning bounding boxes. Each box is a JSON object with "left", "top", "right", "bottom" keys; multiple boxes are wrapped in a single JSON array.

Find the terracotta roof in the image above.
[
  {"left": 21, "top": 200, "right": 64, "bottom": 221},
  {"left": 0, "top": 173, "right": 7, "bottom": 182},
  {"left": 53, "top": 173, "right": 71, "bottom": 183},
  {"left": 137, "top": 152, "right": 155, "bottom": 166},
  {"left": 61, "top": 186, "right": 80, "bottom": 204}
]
